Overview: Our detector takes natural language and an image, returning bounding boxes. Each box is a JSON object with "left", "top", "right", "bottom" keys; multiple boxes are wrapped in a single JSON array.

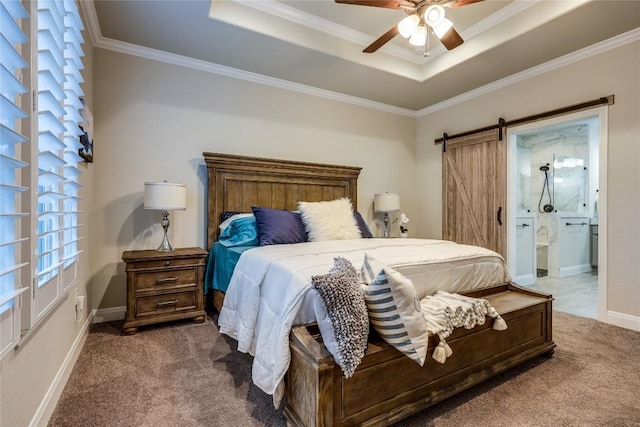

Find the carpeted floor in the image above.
[{"left": 49, "top": 311, "right": 640, "bottom": 426}]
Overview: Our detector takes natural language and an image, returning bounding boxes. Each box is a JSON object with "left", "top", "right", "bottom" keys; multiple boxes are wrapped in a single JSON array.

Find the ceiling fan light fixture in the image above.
[
  {"left": 424, "top": 5, "right": 445, "bottom": 28},
  {"left": 433, "top": 18, "right": 454, "bottom": 39},
  {"left": 398, "top": 14, "right": 420, "bottom": 38},
  {"left": 409, "top": 25, "right": 427, "bottom": 47}
]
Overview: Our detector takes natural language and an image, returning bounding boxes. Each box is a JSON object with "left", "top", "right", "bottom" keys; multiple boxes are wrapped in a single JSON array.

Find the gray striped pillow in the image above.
[{"left": 361, "top": 253, "right": 429, "bottom": 366}]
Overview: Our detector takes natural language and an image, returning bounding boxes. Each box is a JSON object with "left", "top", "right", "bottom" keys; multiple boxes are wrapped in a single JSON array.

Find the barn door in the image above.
[{"left": 442, "top": 128, "right": 506, "bottom": 257}]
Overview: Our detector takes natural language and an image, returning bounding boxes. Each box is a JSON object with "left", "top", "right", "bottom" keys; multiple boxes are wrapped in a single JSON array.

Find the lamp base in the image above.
[
  {"left": 156, "top": 210, "right": 175, "bottom": 252},
  {"left": 383, "top": 212, "right": 390, "bottom": 238},
  {"left": 156, "top": 233, "right": 174, "bottom": 252}
]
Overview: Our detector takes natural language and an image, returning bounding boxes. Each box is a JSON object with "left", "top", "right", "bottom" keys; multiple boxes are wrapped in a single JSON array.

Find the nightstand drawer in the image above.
[
  {"left": 135, "top": 268, "right": 197, "bottom": 291},
  {"left": 135, "top": 290, "right": 197, "bottom": 317},
  {"left": 129, "top": 257, "right": 203, "bottom": 270}
]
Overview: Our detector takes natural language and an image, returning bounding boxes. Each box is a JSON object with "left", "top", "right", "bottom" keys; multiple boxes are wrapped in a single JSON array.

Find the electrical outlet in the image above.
[{"left": 76, "top": 295, "right": 85, "bottom": 312}]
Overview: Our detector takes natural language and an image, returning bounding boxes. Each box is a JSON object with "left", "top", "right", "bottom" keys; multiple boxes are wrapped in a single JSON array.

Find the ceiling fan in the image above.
[{"left": 335, "top": 0, "right": 483, "bottom": 54}]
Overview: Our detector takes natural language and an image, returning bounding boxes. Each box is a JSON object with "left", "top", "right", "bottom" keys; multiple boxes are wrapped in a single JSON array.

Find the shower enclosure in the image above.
[{"left": 512, "top": 117, "right": 598, "bottom": 284}]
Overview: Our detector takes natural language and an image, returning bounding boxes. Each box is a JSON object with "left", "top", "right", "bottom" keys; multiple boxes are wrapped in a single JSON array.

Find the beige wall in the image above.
[
  {"left": 4, "top": 28, "right": 637, "bottom": 427},
  {"left": 0, "top": 25, "right": 95, "bottom": 427},
  {"left": 90, "top": 48, "right": 416, "bottom": 311},
  {"left": 416, "top": 41, "right": 640, "bottom": 319}
]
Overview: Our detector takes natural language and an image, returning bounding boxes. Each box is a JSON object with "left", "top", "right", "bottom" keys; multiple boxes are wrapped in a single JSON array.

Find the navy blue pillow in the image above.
[
  {"left": 353, "top": 211, "right": 373, "bottom": 238},
  {"left": 252, "top": 206, "right": 308, "bottom": 246}
]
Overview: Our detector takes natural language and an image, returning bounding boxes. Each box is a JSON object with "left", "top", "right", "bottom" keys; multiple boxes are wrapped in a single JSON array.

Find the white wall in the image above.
[
  {"left": 90, "top": 48, "right": 417, "bottom": 311},
  {"left": 416, "top": 41, "right": 640, "bottom": 320}
]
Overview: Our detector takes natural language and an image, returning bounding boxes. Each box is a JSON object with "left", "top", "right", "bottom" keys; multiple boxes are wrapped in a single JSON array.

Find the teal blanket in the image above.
[{"left": 204, "top": 243, "right": 255, "bottom": 294}]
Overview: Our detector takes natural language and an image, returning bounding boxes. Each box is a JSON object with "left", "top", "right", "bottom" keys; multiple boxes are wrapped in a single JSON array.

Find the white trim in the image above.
[
  {"left": 596, "top": 108, "right": 608, "bottom": 323},
  {"left": 77, "top": 0, "right": 99, "bottom": 45},
  {"left": 29, "top": 310, "right": 94, "bottom": 427},
  {"left": 96, "top": 37, "right": 417, "bottom": 118},
  {"left": 235, "top": 0, "right": 422, "bottom": 64},
  {"left": 557, "top": 264, "right": 593, "bottom": 277},
  {"left": 80, "top": 2, "right": 639, "bottom": 117},
  {"left": 507, "top": 106, "right": 609, "bottom": 326},
  {"left": 605, "top": 310, "right": 640, "bottom": 332},
  {"left": 416, "top": 28, "right": 640, "bottom": 117},
  {"left": 92, "top": 305, "right": 125, "bottom": 323},
  {"left": 514, "top": 274, "right": 535, "bottom": 286},
  {"left": 236, "top": 0, "right": 537, "bottom": 65},
  {"left": 461, "top": 0, "right": 537, "bottom": 43}
]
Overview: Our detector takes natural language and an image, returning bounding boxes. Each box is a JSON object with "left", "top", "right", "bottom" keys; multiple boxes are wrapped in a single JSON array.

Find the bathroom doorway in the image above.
[{"left": 506, "top": 107, "right": 608, "bottom": 320}]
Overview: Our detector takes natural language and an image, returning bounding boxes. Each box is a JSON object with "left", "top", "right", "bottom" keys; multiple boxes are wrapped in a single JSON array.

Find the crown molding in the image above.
[
  {"left": 235, "top": 0, "right": 423, "bottom": 64},
  {"left": 461, "top": 0, "right": 537, "bottom": 42},
  {"left": 94, "top": 36, "right": 417, "bottom": 117},
  {"left": 80, "top": 1, "right": 638, "bottom": 118},
  {"left": 236, "top": 0, "right": 537, "bottom": 66},
  {"left": 78, "top": 0, "right": 100, "bottom": 46},
  {"left": 416, "top": 27, "right": 640, "bottom": 117}
]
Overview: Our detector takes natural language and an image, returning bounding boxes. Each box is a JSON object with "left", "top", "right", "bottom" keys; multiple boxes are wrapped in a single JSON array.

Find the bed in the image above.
[{"left": 203, "top": 152, "right": 555, "bottom": 426}]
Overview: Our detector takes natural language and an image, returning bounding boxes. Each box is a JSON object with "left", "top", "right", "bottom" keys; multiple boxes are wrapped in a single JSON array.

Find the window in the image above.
[
  {"left": 0, "top": 0, "right": 30, "bottom": 358},
  {"left": 33, "top": 0, "right": 85, "bottom": 321},
  {"left": 0, "top": 0, "right": 85, "bottom": 355}
]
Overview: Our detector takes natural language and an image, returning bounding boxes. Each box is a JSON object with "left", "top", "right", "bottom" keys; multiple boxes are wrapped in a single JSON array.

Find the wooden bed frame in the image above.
[{"left": 203, "top": 152, "right": 556, "bottom": 426}]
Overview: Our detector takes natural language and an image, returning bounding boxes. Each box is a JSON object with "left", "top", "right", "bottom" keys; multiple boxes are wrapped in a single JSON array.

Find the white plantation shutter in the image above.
[
  {"left": 0, "top": 0, "right": 86, "bottom": 354},
  {"left": 34, "top": 0, "right": 84, "bottom": 320},
  {"left": 60, "top": 0, "right": 83, "bottom": 275},
  {"left": 0, "top": 0, "right": 30, "bottom": 357}
]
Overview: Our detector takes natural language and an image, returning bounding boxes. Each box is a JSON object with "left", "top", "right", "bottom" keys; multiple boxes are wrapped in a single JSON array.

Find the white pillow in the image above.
[
  {"left": 298, "top": 198, "right": 361, "bottom": 242},
  {"left": 361, "top": 253, "right": 429, "bottom": 366},
  {"left": 218, "top": 213, "right": 253, "bottom": 233}
]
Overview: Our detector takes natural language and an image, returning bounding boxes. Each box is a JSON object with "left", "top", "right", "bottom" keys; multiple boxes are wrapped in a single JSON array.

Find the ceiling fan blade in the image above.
[
  {"left": 438, "top": 26, "right": 464, "bottom": 50},
  {"left": 335, "top": 0, "right": 411, "bottom": 9},
  {"left": 446, "top": 0, "right": 484, "bottom": 8},
  {"left": 363, "top": 25, "right": 399, "bottom": 53}
]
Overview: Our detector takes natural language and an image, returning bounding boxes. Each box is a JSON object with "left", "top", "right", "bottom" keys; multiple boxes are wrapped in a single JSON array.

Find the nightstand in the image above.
[{"left": 121, "top": 247, "right": 208, "bottom": 335}]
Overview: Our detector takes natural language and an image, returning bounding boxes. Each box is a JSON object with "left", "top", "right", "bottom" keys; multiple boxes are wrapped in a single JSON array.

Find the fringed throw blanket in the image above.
[{"left": 420, "top": 291, "right": 508, "bottom": 364}]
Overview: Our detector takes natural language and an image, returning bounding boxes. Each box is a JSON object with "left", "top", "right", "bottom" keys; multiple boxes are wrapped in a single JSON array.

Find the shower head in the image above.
[{"left": 539, "top": 164, "right": 550, "bottom": 172}]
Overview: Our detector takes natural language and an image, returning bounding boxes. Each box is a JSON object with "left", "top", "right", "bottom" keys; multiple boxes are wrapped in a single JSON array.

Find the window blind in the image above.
[
  {"left": 0, "top": 0, "right": 30, "bottom": 357},
  {"left": 34, "top": 0, "right": 84, "bottom": 320}
]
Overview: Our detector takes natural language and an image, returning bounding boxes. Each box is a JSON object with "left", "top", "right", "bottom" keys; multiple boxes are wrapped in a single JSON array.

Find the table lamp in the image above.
[
  {"left": 144, "top": 181, "right": 187, "bottom": 252},
  {"left": 374, "top": 192, "right": 400, "bottom": 238}
]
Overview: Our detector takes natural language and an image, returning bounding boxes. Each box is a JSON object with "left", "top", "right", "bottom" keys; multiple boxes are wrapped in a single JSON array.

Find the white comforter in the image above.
[{"left": 217, "top": 238, "right": 509, "bottom": 401}]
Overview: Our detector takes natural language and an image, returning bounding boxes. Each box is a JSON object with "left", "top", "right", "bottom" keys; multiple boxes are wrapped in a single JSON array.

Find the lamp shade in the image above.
[
  {"left": 409, "top": 25, "right": 427, "bottom": 47},
  {"left": 398, "top": 14, "right": 419, "bottom": 38},
  {"left": 374, "top": 192, "right": 400, "bottom": 212},
  {"left": 433, "top": 18, "right": 454, "bottom": 39},
  {"left": 425, "top": 5, "right": 446, "bottom": 28},
  {"left": 144, "top": 182, "right": 187, "bottom": 210}
]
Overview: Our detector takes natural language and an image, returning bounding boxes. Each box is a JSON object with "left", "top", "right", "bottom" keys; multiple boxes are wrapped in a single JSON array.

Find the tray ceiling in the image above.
[{"left": 89, "top": 0, "right": 640, "bottom": 113}]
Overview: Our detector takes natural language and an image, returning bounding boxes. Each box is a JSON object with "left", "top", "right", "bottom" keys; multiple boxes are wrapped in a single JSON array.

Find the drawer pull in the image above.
[
  {"left": 156, "top": 276, "right": 178, "bottom": 284},
  {"left": 164, "top": 261, "right": 170, "bottom": 266},
  {"left": 156, "top": 300, "right": 178, "bottom": 307}
]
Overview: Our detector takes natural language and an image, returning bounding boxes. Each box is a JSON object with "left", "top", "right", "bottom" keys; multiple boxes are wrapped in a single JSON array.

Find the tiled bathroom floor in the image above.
[{"left": 521, "top": 270, "right": 598, "bottom": 319}]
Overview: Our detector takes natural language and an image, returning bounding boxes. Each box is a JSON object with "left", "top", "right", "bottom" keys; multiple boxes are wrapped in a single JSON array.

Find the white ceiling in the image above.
[{"left": 86, "top": 0, "right": 640, "bottom": 114}]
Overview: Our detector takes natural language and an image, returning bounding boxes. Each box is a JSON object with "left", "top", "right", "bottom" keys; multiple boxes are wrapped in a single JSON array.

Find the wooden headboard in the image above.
[{"left": 203, "top": 152, "right": 362, "bottom": 249}]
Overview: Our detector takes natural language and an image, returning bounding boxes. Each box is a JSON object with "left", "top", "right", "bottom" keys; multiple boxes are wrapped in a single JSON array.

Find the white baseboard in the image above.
[
  {"left": 92, "top": 306, "right": 126, "bottom": 323},
  {"left": 558, "top": 263, "right": 592, "bottom": 277},
  {"left": 514, "top": 273, "right": 535, "bottom": 285},
  {"left": 30, "top": 310, "right": 94, "bottom": 427},
  {"left": 605, "top": 310, "right": 640, "bottom": 332}
]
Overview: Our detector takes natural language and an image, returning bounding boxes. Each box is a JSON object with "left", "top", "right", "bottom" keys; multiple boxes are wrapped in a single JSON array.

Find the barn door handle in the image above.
[{"left": 497, "top": 207, "right": 503, "bottom": 225}]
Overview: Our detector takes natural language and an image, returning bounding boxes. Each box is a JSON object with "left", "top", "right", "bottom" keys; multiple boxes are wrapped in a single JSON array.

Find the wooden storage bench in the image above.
[{"left": 284, "top": 282, "right": 555, "bottom": 427}]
